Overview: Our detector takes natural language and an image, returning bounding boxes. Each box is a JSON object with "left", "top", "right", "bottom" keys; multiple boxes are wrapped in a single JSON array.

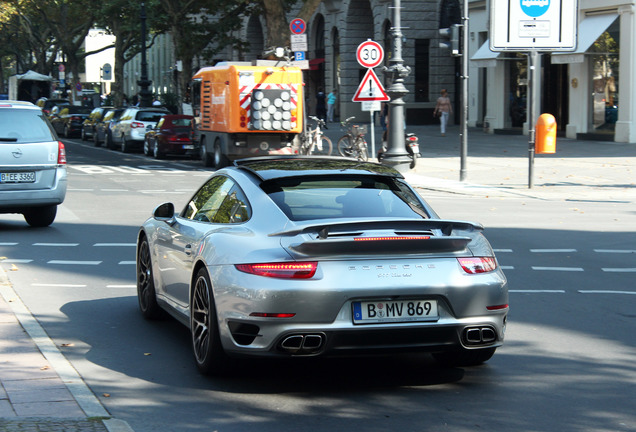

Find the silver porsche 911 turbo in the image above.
[{"left": 137, "top": 157, "right": 508, "bottom": 375}]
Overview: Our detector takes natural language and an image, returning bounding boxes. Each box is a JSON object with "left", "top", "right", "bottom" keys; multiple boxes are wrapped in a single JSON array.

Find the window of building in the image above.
[{"left": 414, "top": 39, "right": 430, "bottom": 102}]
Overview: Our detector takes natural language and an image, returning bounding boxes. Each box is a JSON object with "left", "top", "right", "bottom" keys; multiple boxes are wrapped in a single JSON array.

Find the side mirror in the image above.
[{"left": 153, "top": 202, "right": 175, "bottom": 224}]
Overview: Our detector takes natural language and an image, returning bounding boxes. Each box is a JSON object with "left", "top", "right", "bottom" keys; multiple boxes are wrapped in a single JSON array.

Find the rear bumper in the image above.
[{"left": 0, "top": 169, "right": 67, "bottom": 212}]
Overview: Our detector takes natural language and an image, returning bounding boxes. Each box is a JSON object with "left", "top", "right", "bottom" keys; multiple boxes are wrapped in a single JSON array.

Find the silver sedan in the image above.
[{"left": 137, "top": 157, "right": 508, "bottom": 375}]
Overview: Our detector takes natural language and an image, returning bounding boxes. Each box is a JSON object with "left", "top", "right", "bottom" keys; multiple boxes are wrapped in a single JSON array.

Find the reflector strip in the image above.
[
  {"left": 487, "top": 304, "right": 509, "bottom": 311},
  {"left": 249, "top": 312, "right": 296, "bottom": 318},
  {"left": 354, "top": 236, "right": 431, "bottom": 241}
]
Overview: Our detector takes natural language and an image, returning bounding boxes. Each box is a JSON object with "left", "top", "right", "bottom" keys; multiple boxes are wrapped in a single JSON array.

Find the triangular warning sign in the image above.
[{"left": 352, "top": 68, "right": 390, "bottom": 102}]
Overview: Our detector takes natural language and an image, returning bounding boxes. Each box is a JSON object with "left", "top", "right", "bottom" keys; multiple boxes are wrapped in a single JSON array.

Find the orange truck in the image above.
[{"left": 192, "top": 62, "right": 305, "bottom": 168}]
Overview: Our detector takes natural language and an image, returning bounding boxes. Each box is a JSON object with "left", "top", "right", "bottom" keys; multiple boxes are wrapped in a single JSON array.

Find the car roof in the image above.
[
  {"left": 234, "top": 156, "right": 404, "bottom": 181},
  {"left": 0, "top": 100, "right": 40, "bottom": 110}
]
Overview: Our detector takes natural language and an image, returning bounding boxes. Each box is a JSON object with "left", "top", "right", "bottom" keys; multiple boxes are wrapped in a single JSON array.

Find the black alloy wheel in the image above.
[{"left": 136, "top": 237, "right": 165, "bottom": 319}]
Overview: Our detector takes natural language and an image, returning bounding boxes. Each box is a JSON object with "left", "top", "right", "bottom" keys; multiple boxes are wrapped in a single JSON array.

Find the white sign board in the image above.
[
  {"left": 490, "top": 0, "right": 578, "bottom": 51},
  {"left": 361, "top": 101, "right": 382, "bottom": 112},
  {"left": 290, "top": 34, "right": 308, "bottom": 52}
]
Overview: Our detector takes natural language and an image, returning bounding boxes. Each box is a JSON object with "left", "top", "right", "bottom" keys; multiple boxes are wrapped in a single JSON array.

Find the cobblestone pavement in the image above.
[{"left": 0, "top": 418, "right": 108, "bottom": 432}]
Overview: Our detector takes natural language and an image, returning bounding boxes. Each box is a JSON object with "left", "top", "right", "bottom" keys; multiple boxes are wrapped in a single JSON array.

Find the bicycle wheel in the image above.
[
  {"left": 350, "top": 138, "right": 368, "bottom": 161},
  {"left": 309, "top": 136, "right": 333, "bottom": 156},
  {"left": 337, "top": 136, "right": 354, "bottom": 157}
]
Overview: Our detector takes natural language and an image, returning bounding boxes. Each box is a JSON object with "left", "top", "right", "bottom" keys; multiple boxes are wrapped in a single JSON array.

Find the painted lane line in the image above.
[
  {"left": 602, "top": 268, "right": 636, "bottom": 272},
  {"left": 1, "top": 259, "right": 33, "bottom": 263},
  {"left": 107, "top": 285, "right": 136, "bottom": 288},
  {"left": 140, "top": 190, "right": 166, "bottom": 193},
  {"left": 579, "top": 290, "right": 636, "bottom": 295},
  {"left": 500, "top": 266, "right": 515, "bottom": 270},
  {"left": 67, "top": 188, "right": 94, "bottom": 191},
  {"left": 530, "top": 249, "right": 577, "bottom": 253},
  {"left": 532, "top": 266, "right": 584, "bottom": 272},
  {"left": 493, "top": 249, "right": 513, "bottom": 253},
  {"left": 101, "top": 189, "right": 129, "bottom": 192},
  {"left": 594, "top": 249, "right": 636, "bottom": 254},
  {"left": 93, "top": 243, "right": 136, "bottom": 247},
  {"left": 509, "top": 290, "right": 566, "bottom": 293},
  {"left": 119, "top": 261, "right": 136, "bottom": 265},
  {"left": 47, "top": 260, "right": 102, "bottom": 265},
  {"left": 0, "top": 242, "right": 19, "bottom": 246},
  {"left": 32, "top": 283, "right": 88, "bottom": 288},
  {"left": 33, "top": 243, "right": 79, "bottom": 247}
]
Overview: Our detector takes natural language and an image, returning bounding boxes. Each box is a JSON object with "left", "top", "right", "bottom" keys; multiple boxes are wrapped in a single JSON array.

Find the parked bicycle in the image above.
[
  {"left": 337, "top": 116, "right": 368, "bottom": 161},
  {"left": 298, "top": 116, "right": 332, "bottom": 156}
]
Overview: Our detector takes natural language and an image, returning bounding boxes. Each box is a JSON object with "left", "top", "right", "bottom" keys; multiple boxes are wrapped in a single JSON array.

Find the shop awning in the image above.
[
  {"left": 309, "top": 58, "right": 325, "bottom": 70},
  {"left": 471, "top": 40, "right": 500, "bottom": 68},
  {"left": 551, "top": 13, "right": 618, "bottom": 64}
]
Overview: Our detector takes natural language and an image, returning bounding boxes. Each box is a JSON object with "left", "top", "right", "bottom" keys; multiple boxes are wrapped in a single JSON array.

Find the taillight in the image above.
[
  {"left": 354, "top": 236, "right": 430, "bottom": 241},
  {"left": 131, "top": 122, "right": 145, "bottom": 128},
  {"left": 71, "top": 116, "right": 82, "bottom": 121},
  {"left": 235, "top": 262, "right": 318, "bottom": 279},
  {"left": 57, "top": 141, "right": 67, "bottom": 164},
  {"left": 458, "top": 257, "right": 497, "bottom": 274}
]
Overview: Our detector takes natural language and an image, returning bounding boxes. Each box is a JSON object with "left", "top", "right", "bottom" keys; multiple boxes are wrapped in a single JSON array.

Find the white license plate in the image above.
[
  {"left": 353, "top": 300, "right": 438, "bottom": 324},
  {"left": 1, "top": 172, "right": 36, "bottom": 183},
  {"left": 182, "top": 145, "right": 195, "bottom": 150}
]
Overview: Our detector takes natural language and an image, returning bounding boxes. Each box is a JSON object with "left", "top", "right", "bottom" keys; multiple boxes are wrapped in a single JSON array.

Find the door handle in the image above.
[{"left": 184, "top": 244, "right": 192, "bottom": 256}]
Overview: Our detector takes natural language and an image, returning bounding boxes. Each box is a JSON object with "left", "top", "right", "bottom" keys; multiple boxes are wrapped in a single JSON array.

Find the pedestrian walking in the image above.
[
  {"left": 327, "top": 89, "right": 337, "bottom": 123},
  {"left": 316, "top": 87, "right": 327, "bottom": 124},
  {"left": 433, "top": 89, "right": 452, "bottom": 136}
]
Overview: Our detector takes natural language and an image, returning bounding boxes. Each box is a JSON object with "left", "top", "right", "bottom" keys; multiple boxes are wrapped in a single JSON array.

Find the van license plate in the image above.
[
  {"left": 1, "top": 172, "right": 36, "bottom": 183},
  {"left": 353, "top": 300, "right": 438, "bottom": 324}
]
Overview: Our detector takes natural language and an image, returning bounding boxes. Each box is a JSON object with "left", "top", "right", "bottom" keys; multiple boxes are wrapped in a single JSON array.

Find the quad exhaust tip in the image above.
[
  {"left": 463, "top": 326, "right": 497, "bottom": 346},
  {"left": 280, "top": 334, "right": 325, "bottom": 354}
]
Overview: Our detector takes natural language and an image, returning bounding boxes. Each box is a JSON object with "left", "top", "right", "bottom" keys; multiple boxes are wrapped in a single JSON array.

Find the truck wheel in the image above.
[
  {"left": 201, "top": 138, "right": 213, "bottom": 167},
  {"left": 213, "top": 140, "right": 229, "bottom": 169}
]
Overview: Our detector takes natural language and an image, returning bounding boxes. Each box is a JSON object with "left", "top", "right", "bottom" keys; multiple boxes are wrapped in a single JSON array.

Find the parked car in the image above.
[
  {"left": 111, "top": 107, "right": 171, "bottom": 153},
  {"left": 0, "top": 101, "right": 67, "bottom": 227},
  {"left": 36, "top": 98, "right": 70, "bottom": 116},
  {"left": 94, "top": 107, "right": 126, "bottom": 148},
  {"left": 137, "top": 157, "right": 509, "bottom": 375},
  {"left": 81, "top": 106, "right": 113, "bottom": 141},
  {"left": 143, "top": 114, "right": 196, "bottom": 159},
  {"left": 49, "top": 105, "right": 92, "bottom": 138}
]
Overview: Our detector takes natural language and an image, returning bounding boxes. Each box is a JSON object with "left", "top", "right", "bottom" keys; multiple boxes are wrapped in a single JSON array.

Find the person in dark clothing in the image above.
[{"left": 316, "top": 87, "right": 327, "bottom": 125}]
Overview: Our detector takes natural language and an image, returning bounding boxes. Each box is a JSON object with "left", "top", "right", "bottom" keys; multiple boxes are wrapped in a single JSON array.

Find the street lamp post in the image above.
[
  {"left": 381, "top": 0, "right": 411, "bottom": 172},
  {"left": 137, "top": 2, "right": 153, "bottom": 108}
]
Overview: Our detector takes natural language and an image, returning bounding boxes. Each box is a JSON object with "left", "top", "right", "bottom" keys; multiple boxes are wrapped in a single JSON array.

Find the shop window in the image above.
[{"left": 414, "top": 39, "right": 430, "bottom": 102}]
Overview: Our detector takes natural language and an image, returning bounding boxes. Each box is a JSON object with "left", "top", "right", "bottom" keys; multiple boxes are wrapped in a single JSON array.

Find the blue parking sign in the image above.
[{"left": 294, "top": 51, "right": 305, "bottom": 61}]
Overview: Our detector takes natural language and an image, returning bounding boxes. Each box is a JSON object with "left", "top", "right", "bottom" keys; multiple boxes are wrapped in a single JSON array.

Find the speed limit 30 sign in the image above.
[{"left": 356, "top": 40, "right": 384, "bottom": 69}]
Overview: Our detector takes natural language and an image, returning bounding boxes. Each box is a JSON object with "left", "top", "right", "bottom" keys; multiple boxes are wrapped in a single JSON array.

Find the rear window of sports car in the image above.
[{"left": 261, "top": 175, "right": 430, "bottom": 221}]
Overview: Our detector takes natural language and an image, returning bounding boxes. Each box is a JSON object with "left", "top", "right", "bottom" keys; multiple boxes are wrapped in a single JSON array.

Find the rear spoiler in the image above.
[
  {"left": 270, "top": 219, "right": 484, "bottom": 238},
  {"left": 272, "top": 219, "right": 482, "bottom": 257}
]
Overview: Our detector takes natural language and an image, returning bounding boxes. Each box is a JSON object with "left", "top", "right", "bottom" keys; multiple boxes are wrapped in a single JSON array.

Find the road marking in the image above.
[
  {"left": 107, "top": 285, "right": 136, "bottom": 289},
  {"left": 509, "top": 290, "right": 566, "bottom": 293},
  {"left": 530, "top": 249, "right": 577, "bottom": 253},
  {"left": 594, "top": 249, "right": 636, "bottom": 254},
  {"left": 602, "top": 268, "right": 636, "bottom": 272},
  {"left": 47, "top": 260, "right": 102, "bottom": 265},
  {"left": 119, "top": 261, "right": 136, "bottom": 265},
  {"left": 101, "top": 189, "right": 129, "bottom": 192},
  {"left": 579, "top": 290, "right": 636, "bottom": 295},
  {"left": 94, "top": 243, "right": 136, "bottom": 247},
  {"left": 140, "top": 190, "right": 166, "bottom": 193},
  {"left": 501, "top": 266, "right": 515, "bottom": 270},
  {"left": 33, "top": 243, "right": 79, "bottom": 247},
  {"left": 0, "top": 259, "right": 33, "bottom": 263},
  {"left": 0, "top": 242, "right": 18, "bottom": 246},
  {"left": 67, "top": 188, "right": 94, "bottom": 192},
  {"left": 32, "top": 283, "right": 87, "bottom": 288},
  {"left": 494, "top": 249, "right": 513, "bottom": 253},
  {"left": 532, "top": 266, "right": 584, "bottom": 271}
]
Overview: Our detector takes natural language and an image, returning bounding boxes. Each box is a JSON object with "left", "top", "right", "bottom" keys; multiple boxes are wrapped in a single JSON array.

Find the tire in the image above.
[
  {"left": 64, "top": 125, "right": 70, "bottom": 138},
  {"left": 153, "top": 141, "right": 164, "bottom": 159},
  {"left": 432, "top": 347, "right": 497, "bottom": 367},
  {"left": 337, "top": 136, "right": 354, "bottom": 157},
  {"left": 201, "top": 138, "right": 213, "bottom": 167},
  {"left": 23, "top": 205, "right": 57, "bottom": 227},
  {"left": 143, "top": 139, "right": 150, "bottom": 156},
  {"left": 81, "top": 128, "right": 87, "bottom": 141},
  {"left": 356, "top": 139, "right": 369, "bottom": 162},
  {"left": 213, "top": 140, "right": 229, "bottom": 169},
  {"left": 105, "top": 131, "right": 113, "bottom": 149},
  {"left": 121, "top": 135, "right": 130, "bottom": 153},
  {"left": 308, "top": 136, "right": 333, "bottom": 156},
  {"left": 191, "top": 267, "right": 231, "bottom": 375},
  {"left": 137, "top": 237, "right": 166, "bottom": 319},
  {"left": 93, "top": 131, "right": 101, "bottom": 147}
]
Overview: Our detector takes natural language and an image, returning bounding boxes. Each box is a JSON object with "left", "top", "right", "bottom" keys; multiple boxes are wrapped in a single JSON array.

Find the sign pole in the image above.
[{"left": 527, "top": 50, "right": 541, "bottom": 189}]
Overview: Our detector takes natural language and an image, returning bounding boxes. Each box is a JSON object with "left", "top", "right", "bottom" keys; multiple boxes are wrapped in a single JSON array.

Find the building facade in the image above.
[{"left": 121, "top": 0, "right": 636, "bottom": 143}]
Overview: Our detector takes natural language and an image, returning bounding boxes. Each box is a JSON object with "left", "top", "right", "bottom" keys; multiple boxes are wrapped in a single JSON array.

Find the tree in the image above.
[{"left": 260, "top": 0, "right": 323, "bottom": 51}]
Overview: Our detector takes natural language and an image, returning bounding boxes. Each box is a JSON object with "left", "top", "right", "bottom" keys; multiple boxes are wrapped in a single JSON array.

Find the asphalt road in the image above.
[{"left": 1, "top": 137, "right": 634, "bottom": 432}]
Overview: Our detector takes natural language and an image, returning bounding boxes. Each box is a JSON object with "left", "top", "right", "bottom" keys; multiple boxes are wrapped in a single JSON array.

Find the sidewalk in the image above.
[
  {"left": 324, "top": 123, "right": 636, "bottom": 203},
  {"left": 0, "top": 269, "right": 131, "bottom": 432}
]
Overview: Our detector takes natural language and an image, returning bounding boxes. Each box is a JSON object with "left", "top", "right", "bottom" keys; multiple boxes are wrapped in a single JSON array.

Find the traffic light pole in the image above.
[{"left": 459, "top": 0, "right": 469, "bottom": 182}]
